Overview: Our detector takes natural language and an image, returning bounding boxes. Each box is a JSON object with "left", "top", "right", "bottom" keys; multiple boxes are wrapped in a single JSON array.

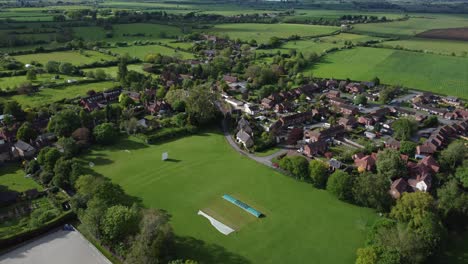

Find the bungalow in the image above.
[
  {"left": 442, "top": 96, "right": 461, "bottom": 107},
  {"left": 303, "top": 141, "right": 328, "bottom": 157},
  {"left": 236, "top": 130, "right": 254, "bottom": 148},
  {"left": 390, "top": 178, "right": 409, "bottom": 199},
  {"left": 13, "top": 140, "right": 36, "bottom": 159},
  {"left": 412, "top": 103, "right": 446, "bottom": 116}
]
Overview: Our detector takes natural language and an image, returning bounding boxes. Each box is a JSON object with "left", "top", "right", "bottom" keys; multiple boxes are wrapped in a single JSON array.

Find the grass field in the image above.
[
  {"left": 82, "top": 131, "right": 377, "bottom": 264},
  {"left": 0, "top": 74, "right": 77, "bottom": 91},
  {"left": 73, "top": 23, "right": 183, "bottom": 42},
  {"left": 83, "top": 64, "right": 147, "bottom": 77},
  {"left": 284, "top": 9, "right": 405, "bottom": 23},
  {"left": 0, "top": 164, "right": 42, "bottom": 192},
  {"left": 9, "top": 81, "right": 118, "bottom": 107},
  {"left": 13, "top": 50, "right": 116, "bottom": 66},
  {"left": 308, "top": 47, "right": 468, "bottom": 99},
  {"left": 109, "top": 45, "right": 194, "bottom": 59},
  {"left": 378, "top": 38, "right": 468, "bottom": 56},
  {"left": 352, "top": 14, "right": 468, "bottom": 37},
  {"left": 204, "top": 23, "right": 339, "bottom": 44}
]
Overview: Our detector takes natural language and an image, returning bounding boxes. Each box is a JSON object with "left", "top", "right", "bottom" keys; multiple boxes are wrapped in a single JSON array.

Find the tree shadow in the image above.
[
  {"left": 164, "top": 158, "right": 181, "bottom": 163},
  {"left": 108, "top": 137, "right": 149, "bottom": 151},
  {"left": 173, "top": 236, "right": 251, "bottom": 264}
]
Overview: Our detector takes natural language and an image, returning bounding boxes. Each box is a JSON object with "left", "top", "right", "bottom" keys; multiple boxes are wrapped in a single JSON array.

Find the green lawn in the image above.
[
  {"left": 83, "top": 64, "right": 147, "bottom": 78},
  {"left": 13, "top": 50, "right": 116, "bottom": 66},
  {"left": 204, "top": 23, "right": 339, "bottom": 44},
  {"left": 378, "top": 38, "right": 468, "bottom": 57},
  {"left": 9, "top": 81, "right": 118, "bottom": 107},
  {"left": 109, "top": 45, "right": 194, "bottom": 60},
  {"left": 83, "top": 131, "right": 377, "bottom": 264},
  {"left": 0, "top": 164, "right": 42, "bottom": 192},
  {"left": 308, "top": 47, "right": 468, "bottom": 99}
]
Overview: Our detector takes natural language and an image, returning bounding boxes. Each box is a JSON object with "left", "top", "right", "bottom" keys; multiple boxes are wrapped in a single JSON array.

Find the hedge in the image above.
[
  {"left": 146, "top": 125, "right": 198, "bottom": 144},
  {"left": 0, "top": 211, "right": 75, "bottom": 250}
]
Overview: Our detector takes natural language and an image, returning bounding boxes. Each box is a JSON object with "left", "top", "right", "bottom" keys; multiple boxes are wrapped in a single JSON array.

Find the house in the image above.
[
  {"left": 261, "top": 98, "right": 275, "bottom": 109},
  {"left": 420, "top": 155, "right": 440, "bottom": 174},
  {"left": 303, "top": 141, "right": 328, "bottom": 157},
  {"left": 329, "top": 97, "right": 348, "bottom": 106},
  {"left": 408, "top": 173, "right": 432, "bottom": 192},
  {"left": 370, "top": 107, "right": 391, "bottom": 122},
  {"left": 33, "top": 133, "right": 56, "bottom": 149},
  {"left": 326, "top": 79, "right": 338, "bottom": 88},
  {"left": 442, "top": 96, "right": 461, "bottom": 107},
  {"left": 346, "top": 82, "right": 364, "bottom": 94},
  {"left": 385, "top": 138, "right": 400, "bottom": 150},
  {"left": 306, "top": 125, "right": 345, "bottom": 142},
  {"left": 223, "top": 75, "right": 238, "bottom": 84},
  {"left": 147, "top": 100, "right": 171, "bottom": 115},
  {"left": 390, "top": 178, "right": 409, "bottom": 199},
  {"left": 329, "top": 158, "right": 343, "bottom": 171},
  {"left": 354, "top": 153, "right": 377, "bottom": 172},
  {"left": 338, "top": 116, "right": 357, "bottom": 130},
  {"left": 278, "top": 112, "right": 313, "bottom": 128},
  {"left": 339, "top": 104, "right": 359, "bottom": 116},
  {"left": 326, "top": 90, "right": 340, "bottom": 99},
  {"left": 274, "top": 103, "right": 292, "bottom": 113},
  {"left": 225, "top": 97, "right": 244, "bottom": 108},
  {"left": 358, "top": 115, "right": 375, "bottom": 126},
  {"left": 243, "top": 104, "right": 258, "bottom": 115},
  {"left": 13, "top": 140, "right": 36, "bottom": 159},
  {"left": 236, "top": 130, "right": 254, "bottom": 148},
  {"left": 80, "top": 88, "right": 122, "bottom": 111}
]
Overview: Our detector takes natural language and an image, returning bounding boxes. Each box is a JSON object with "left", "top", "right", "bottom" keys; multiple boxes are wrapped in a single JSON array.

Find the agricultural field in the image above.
[
  {"left": 83, "top": 131, "right": 377, "bottom": 264},
  {"left": 308, "top": 47, "right": 468, "bottom": 99},
  {"left": 8, "top": 81, "right": 118, "bottom": 107},
  {"left": 73, "top": 23, "right": 183, "bottom": 42},
  {"left": 109, "top": 45, "right": 194, "bottom": 60},
  {"left": 204, "top": 23, "right": 339, "bottom": 44},
  {"left": 378, "top": 38, "right": 468, "bottom": 56},
  {"left": 319, "top": 33, "right": 385, "bottom": 44},
  {"left": 13, "top": 50, "right": 116, "bottom": 66},
  {"left": 352, "top": 13, "right": 468, "bottom": 37},
  {"left": 0, "top": 74, "right": 77, "bottom": 91},
  {"left": 0, "top": 164, "right": 42, "bottom": 192},
  {"left": 283, "top": 9, "right": 405, "bottom": 23}
]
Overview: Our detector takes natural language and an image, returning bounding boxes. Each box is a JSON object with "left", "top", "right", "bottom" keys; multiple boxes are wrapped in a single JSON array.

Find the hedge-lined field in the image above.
[
  {"left": 109, "top": 45, "right": 194, "bottom": 59},
  {"left": 13, "top": 50, "right": 116, "bottom": 66},
  {"left": 308, "top": 47, "right": 468, "bottom": 99},
  {"left": 204, "top": 23, "right": 339, "bottom": 44},
  {"left": 83, "top": 131, "right": 377, "bottom": 264},
  {"left": 379, "top": 38, "right": 468, "bottom": 56}
]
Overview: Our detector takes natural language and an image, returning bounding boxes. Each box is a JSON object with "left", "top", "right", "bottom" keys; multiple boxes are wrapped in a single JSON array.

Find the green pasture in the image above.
[
  {"left": 377, "top": 38, "right": 468, "bottom": 56},
  {"left": 308, "top": 47, "right": 468, "bottom": 99},
  {"left": 284, "top": 9, "right": 405, "bottom": 22},
  {"left": 109, "top": 45, "right": 194, "bottom": 59},
  {"left": 83, "top": 131, "right": 377, "bottom": 264},
  {"left": 204, "top": 23, "right": 339, "bottom": 43},
  {"left": 0, "top": 164, "right": 42, "bottom": 192},
  {"left": 83, "top": 64, "right": 147, "bottom": 77},
  {"left": 0, "top": 74, "right": 77, "bottom": 91},
  {"left": 13, "top": 50, "right": 116, "bottom": 66},
  {"left": 9, "top": 81, "right": 118, "bottom": 108},
  {"left": 352, "top": 13, "right": 468, "bottom": 37},
  {"left": 73, "top": 23, "right": 183, "bottom": 42},
  {"left": 319, "top": 33, "right": 385, "bottom": 43}
]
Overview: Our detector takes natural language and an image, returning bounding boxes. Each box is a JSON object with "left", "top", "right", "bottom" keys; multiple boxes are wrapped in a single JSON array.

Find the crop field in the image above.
[
  {"left": 417, "top": 28, "right": 468, "bottom": 41},
  {"left": 73, "top": 23, "right": 183, "bottom": 42},
  {"left": 308, "top": 47, "right": 468, "bottom": 99},
  {"left": 0, "top": 74, "right": 76, "bottom": 91},
  {"left": 378, "top": 38, "right": 468, "bottom": 56},
  {"left": 0, "top": 164, "right": 42, "bottom": 192},
  {"left": 82, "top": 131, "right": 377, "bottom": 264},
  {"left": 283, "top": 10, "right": 405, "bottom": 23},
  {"left": 13, "top": 50, "right": 116, "bottom": 66},
  {"left": 204, "top": 23, "right": 339, "bottom": 43},
  {"left": 109, "top": 45, "right": 194, "bottom": 59},
  {"left": 9, "top": 81, "right": 118, "bottom": 107},
  {"left": 352, "top": 14, "right": 468, "bottom": 37}
]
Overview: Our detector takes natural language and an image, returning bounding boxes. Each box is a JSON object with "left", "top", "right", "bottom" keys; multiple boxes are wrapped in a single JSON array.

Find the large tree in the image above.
[
  {"left": 93, "top": 123, "right": 119, "bottom": 145},
  {"left": 48, "top": 109, "right": 81, "bottom": 137},
  {"left": 439, "top": 140, "right": 466, "bottom": 171},
  {"left": 100, "top": 205, "right": 140, "bottom": 245},
  {"left": 352, "top": 172, "right": 393, "bottom": 212},
  {"left": 308, "top": 160, "right": 328, "bottom": 188},
  {"left": 16, "top": 122, "right": 37, "bottom": 142},
  {"left": 327, "top": 170, "right": 353, "bottom": 201},
  {"left": 3, "top": 100, "right": 24, "bottom": 120},
  {"left": 392, "top": 118, "right": 417, "bottom": 141},
  {"left": 185, "top": 86, "right": 217, "bottom": 125},
  {"left": 437, "top": 179, "right": 468, "bottom": 220},
  {"left": 279, "top": 156, "right": 309, "bottom": 180},
  {"left": 376, "top": 149, "right": 407, "bottom": 180},
  {"left": 399, "top": 141, "right": 417, "bottom": 157}
]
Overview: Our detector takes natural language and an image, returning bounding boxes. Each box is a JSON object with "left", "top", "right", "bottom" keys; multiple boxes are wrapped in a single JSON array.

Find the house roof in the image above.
[
  {"left": 236, "top": 130, "right": 252, "bottom": 143},
  {"left": 14, "top": 140, "right": 35, "bottom": 152}
]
